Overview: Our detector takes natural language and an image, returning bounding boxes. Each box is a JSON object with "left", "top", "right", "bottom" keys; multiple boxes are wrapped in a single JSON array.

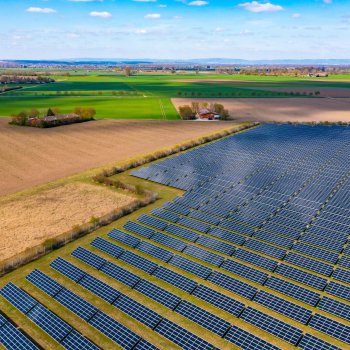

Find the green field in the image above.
[{"left": 1, "top": 72, "right": 350, "bottom": 119}]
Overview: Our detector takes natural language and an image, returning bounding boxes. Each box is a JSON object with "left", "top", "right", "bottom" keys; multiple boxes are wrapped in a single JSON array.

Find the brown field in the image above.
[
  {"left": 0, "top": 118, "right": 235, "bottom": 196},
  {"left": 0, "top": 182, "right": 135, "bottom": 261},
  {"left": 172, "top": 97, "right": 350, "bottom": 123}
]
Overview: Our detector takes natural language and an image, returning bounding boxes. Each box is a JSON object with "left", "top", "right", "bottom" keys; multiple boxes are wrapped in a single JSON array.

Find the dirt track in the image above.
[
  {"left": 172, "top": 97, "right": 350, "bottom": 123},
  {"left": 0, "top": 118, "right": 233, "bottom": 196}
]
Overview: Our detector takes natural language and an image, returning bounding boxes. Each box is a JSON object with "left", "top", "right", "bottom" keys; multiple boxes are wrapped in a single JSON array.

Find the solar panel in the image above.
[
  {"left": 100, "top": 262, "right": 140, "bottom": 288},
  {"left": 151, "top": 208, "right": 180, "bottom": 223},
  {"left": 174, "top": 300, "right": 230, "bottom": 336},
  {"left": 275, "top": 264, "right": 327, "bottom": 290},
  {"left": 208, "top": 226, "right": 246, "bottom": 246},
  {"left": 332, "top": 268, "right": 350, "bottom": 285},
  {"left": 309, "top": 313, "right": 350, "bottom": 344},
  {"left": 72, "top": 247, "right": 107, "bottom": 270},
  {"left": 253, "top": 290, "right": 312, "bottom": 324},
  {"left": 196, "top": 235, "right": 236, "bottom": 256},
  {"left": 50, "top": 257, "right": 86, "bottom": 282},
  {"left": 326, "top": 281, "right": 350, "bottom": 302},
  {"left": 221, "top": 259, "right": 268, "bottom": 284},
  {"left": 137, "top": 241, "right": 173, "bottom": 262},
  {"left": 253, "top": 230, "right": 294, "bottom": 249},
  {"left": 90, "top": 237, "right": 124, "bottom": 258},
  {"left": 61, "top": 330, "right": 99, "bottom": 350},
  {"left": 152, "top": 266, "right": 197, "bottom": 293},
  {"left": 233, "top": 248, "right": 278, "bottom": 271},
  {"left": 218, "top": 220, "right": 255, "bottom": 236},
  {"left": 207, "top": 271, "right": 257, "bottom": 300},
  {"left": 239, "top": 307, "right": 302, "bottom": 345},
  {"left": 138, "top": 214, "right": 168, "bottom": 231},
  {"left": 26, "top": 269, "right": 63, "bottom": 297},
  {"left": 244, "top": 239, "right": 287, "bottom": 260},
  {"left": 151, "top": 231, "right": 187, "bottom": 252},
  {"left": 264, "top": 276, "right": 320, "bottom": 306},
  {"left": 191, "top": 284, "right": 245, "bottom": 316},
  {"left": 108, "top": 228, "right": 141, "bottom": 248},
  {"left": 183, "top": 244, "right": 224, "bottom": 267},
  {"left": 119, "top": 250, "right": 158, "bottom": 274},
  {"left": 224, "top": 325, "right": 280, "bottom": 350},
  {"left": 133, "top": 279, "right": 181, "bottom": 310},
  {"left": 177, "top": 216, "right": 210, "bottom": 233},
  {"left": 164, "top": 224, "right": 199, "bottom": 242},
  {"left": 89, "top": 312, "right": 140, "bottom": 350},
  {"left": 292, "top": 242, "right": 338, "bottom": 264},
  {"left": 188, "top": 209, "right": 221, "bottom": 225},
  {"left": 123, "top": 221, "right": 155, "bottom": 239},
  {"left": 164, "top": 202, "right": 191, "bottom": 215},
  {"left": 298, "top": 333, "right": 341, "bottom": 350},
  {"left": 0, "top": 321, "right": 39, "bottom": 350},
  {"left": 154, "top": 319, "right": 214, "bottom": 350},
  {"left": 133, "top": 339, "right": 160, "bottom": 350},
  {"left": 168, "top": 255, "right": 212, "bottom": 279},
  {"left": 318, "top": 296, "right": 350, "bottom": 322},
  {"left": 338, "top": 255, "right": 350, "bottom": 269},
  {"left": 113, "top": 294, "right": 162, "bottom": 329}
]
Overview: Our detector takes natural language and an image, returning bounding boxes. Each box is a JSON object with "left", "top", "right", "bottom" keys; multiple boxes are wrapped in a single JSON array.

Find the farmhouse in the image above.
[
  {"left": 43, "top": 113, "right": 80, "bottom": 122},
  {"left": 196, "top": 108, "right": 216, "bottom": 120}
]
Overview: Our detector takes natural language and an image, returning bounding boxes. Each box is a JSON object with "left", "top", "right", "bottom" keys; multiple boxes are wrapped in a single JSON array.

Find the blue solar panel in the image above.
[
  {"left": 209, "top": 226, "right": 246, "bottom": 246},
  {"left": 133, "top": 339, "right": 160, "bottom": 350},
  {"left": 298, "top": 333, "right": 342, "bottom": 350},
  {"left": 151, "top": 208, "right": 180, "bottom": 223},
  {"left": 225, "top": 325, "right": 280, "bottom": 350},
  {"left": 26, "top": 269, "right": 63, "bottom": 297},
  {"left": 326, "top": 281, "right": 350, "bottom": 302},
  {"left": 244, "top": 239, "right": 287, "bottom": 259},
  {"left": 174, "top": 300, "right": 230, "bottom": 336},
  {"left": 123, "top": 221, "right": 155, "bottom": 239},
  {"left": 152, "top": 266, "right": 197, "bottom": 293},
  {"left": 100, "top": 262, "right": 140, "bottom": 288},
  {"left": 169, "top": 255, "right": 212, "bottom": 279},
  {"left": 332, "top": 268, "right": 350, "bottom": 285},
  {"left": 192, "top": 284, "right": 244, "bottom": 316},
  {"left": 253, "top": 230, "right": 294, "bottom": 249},
  {"left": 196, "top": 235, "right": 235, "bottom": 256},
  {"left": 177, "top": 216, "right": 210, "bottom": 233},
  {"left": 72, "top": 247, "right": 107, "bottom": 270},
  {"left": 239, "top": 307, "right": 302, "bottom": 345},
  {"left": 50, "top": 257, "right": 86, "bottom": 282},
  {"left": 151, "top": 231, "right": 187, "bottom": 252},
  {"left": 108, "top": 228, "right": 141, "bottom": 248},
  {"left": 154, "top": 319, "right": 213, "bottom": 350},
  {"left": 119, "top": 250, "right": 158, "bottom": 274},
  {"left": 61, "top": 330, "right": 99, "bottom": 350},
  {"left": 183, "top": 244, "right": 224, "bottom": 267},
  {"left": 90, "top": 237, "right": 124, "bottom": 258},
  {"left": 137, "top": 241, "right": 173, "bottom": 262},
  {"left": 318, "top": 296, "right": 350, "bottom": 322},
  {"left": 164, "top": 224, "right": 199, "bottom": 242},
  {"left": 138, "top": 214, "right": 168, "bottom": 230},
  {"left": 233, "top": 248, "right": 278, "bottom": 271}
]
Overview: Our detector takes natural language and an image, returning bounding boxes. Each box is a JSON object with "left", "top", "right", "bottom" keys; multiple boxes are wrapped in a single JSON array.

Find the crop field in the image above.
[
  {"left": 1, "top": 72, "right": 349, "bottom": 119},
  {"left": 2, "top": 124, "right": 350, "bottom": 350}
]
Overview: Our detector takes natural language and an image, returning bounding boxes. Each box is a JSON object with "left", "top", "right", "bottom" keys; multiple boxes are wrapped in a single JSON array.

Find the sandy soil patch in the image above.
[
  {"left": 172, "top": 97, "right": 350, "bottom": 123},
  {"left": 0, "top": 119, "right": 234, "bottom": 196},
  {"left": 0, "top": 182, "right": 134, "bottom": 261}
]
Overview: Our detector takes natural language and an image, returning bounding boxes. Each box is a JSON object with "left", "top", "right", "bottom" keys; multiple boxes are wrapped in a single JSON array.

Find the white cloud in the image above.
[
  {"left": 158, "top": 4, "right": 167, "bottom": 7},
  {"left": 90, "top": 11, "right": 112, "bottom": 18},
  {"left": 292, "top": 13, "right": 301, "bottom": 18},
  {"left": 323, "top": 0, "right": 332, "bottom": 4},
  {"left": 135, "top": 29, "right": 148, "bottom": 34},
  {"left": 26, "top": 7, "right": 56, "bottom": 13},
  {"left": 188, "top": 1, "right": 208, "bottom": 6},
  {"left": 145, "top": 13, "right": 161, "bottom": 18},
  {"left": 238, "top": 1, "right": 283, "bottom": 13}
]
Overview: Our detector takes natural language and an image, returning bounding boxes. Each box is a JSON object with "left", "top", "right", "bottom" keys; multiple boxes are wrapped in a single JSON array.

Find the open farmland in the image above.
[
  {"left": 0, "top": 118, "right": 237, "bottom": 196},
  {"left": 1, "top": 72, "right": 350, "bottom": 120},
  {"left": 2, "top": 124, "right": 350, "bottom": 349}
]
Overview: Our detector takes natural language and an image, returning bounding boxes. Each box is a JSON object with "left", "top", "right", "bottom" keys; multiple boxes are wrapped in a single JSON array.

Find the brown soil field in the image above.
[
  {"left": 0, "top": 183, "right": 135, "bottom": 261},
  {"left": 0, "top": 118, "right": 235, "bottom": 196},
  {"left": 172, "top": 97, "right": 350, "bottom": 123}
]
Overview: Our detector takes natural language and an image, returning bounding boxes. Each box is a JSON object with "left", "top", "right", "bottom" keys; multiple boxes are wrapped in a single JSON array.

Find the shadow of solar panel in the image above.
[
  {"left": 123, "top": 221, "right": 155, "bottom": 239},
  {"left": 90, "top": 237, "right": 124, "bottom": 258},
  {"left": 108, "top": 228, "right": 141, "bottom": 248},
  {"left": 244, "top": 239, "right": 287, "bottom": 259},
  {"left": 177, "top": 216, "right": 210, "bottom": 233},
  {"left": 138, "top": 214, "right": 168, "bottom": 231},
  {"left": 253, "top": 290, "right": 312, "bottom": 324},
  {"left": 151, "top": 231, "right": 187, "bottom": 252},
  {"left": 137, "top": 241, "right": 173, "bottom": 262},
  {"left": 169, "top": 255, "right": 212, "bottom": 279},
  {"left": 264, "top": 276, "right": 320, "bottom": 306},
  {"left": 154, "top": 319, "right": 213, "bottom": 350},
  {"left": 192, "top": 284, "right": 244, "bottom": 316},
  {"left": 119, "top": 250, "right": 158, "bottom": 274},
  {"left": 113, "top": 294, "right": 162, "bottom": 329},
  {"left": 196, "top": 235, "right": 235, "bottom": 256},
  {"left": 27, "top": 304, "right": 72, "bottom": 342},
  {"left": 61, "top": 330, "right": 99, "bottom": 350},
  {"left": 164, "top": 224, "right": 199, "bottom": 242},
  {"left": 207, "top": 271, "right": 257, "bottom": 300},
  {"left": 100, "top": 262, "right": 140, "bottom": 288},
  {"left": 26, "top": 269, "right": 63, "bottom": 297},
  {"left": 0, "top": 283, "right": 37, "bottom": 314},
  {"left": 152, "top": 266, "right": 197, "bottom": 293},
  {"left": 224, "top": 325, "right": 280, "bottom": 350},
  {"left": 309, "top": 313, "right": 350, "bottom": 344},
  {"left": 275, "top": 264, "right": 327, "bottom": 290},
  {"left": 332, "top": 268, "right": 350, "bottom": 285},
  {"left": 50, "top": 257, "right": 86, "bottom": 282},
  {"left": 240, "top": 307, "right": 302, "bottom": 345},
  {"left": 209, "top": 226, "right": 246, "bottom": 246},
  {"left": 221, "top": 259, "right": 268, "bottom": 285},
  {"left": 233, "top": 248, "right": 278, "bottom": 271},
  {"left": 133, "top": 279, "right": 181, "bottom": 310},
  {"left": 133, "top": 340, "right": 160, "bottom": 350},
  {"left": 72, "top": 247, "right": 106, "bottom": 270},
  {"left": 89, "top": 312, "right": 140, "bottom": 350},
  {"left": 298, "top": 333, "right": 342, "bottom": 350},
  {"left": 318, "top": 296, "right": 350, "bottom": 322},
  {"left": 183, "top": 244, "right": 224, "bottom": 267},
  {"left": 0, "top": 320, "right": 39, "bottom": 350},
  {"left": 151, "top": 208, "right": 180, "bottom": 223},
  {"left": 326, "top": 281, "right": 350, "bottom": 302}
]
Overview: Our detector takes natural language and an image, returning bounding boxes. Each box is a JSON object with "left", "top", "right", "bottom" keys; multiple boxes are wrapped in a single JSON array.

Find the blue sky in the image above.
[{"left": 1, "top": 0, "right": 349, "bottom": 60}]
